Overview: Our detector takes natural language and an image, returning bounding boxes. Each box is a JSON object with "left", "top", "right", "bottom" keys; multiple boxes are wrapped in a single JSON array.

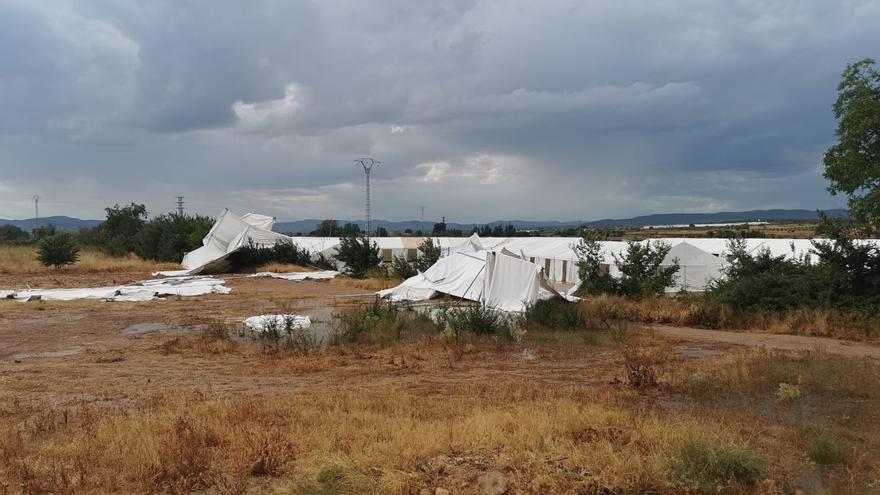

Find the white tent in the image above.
[
  {"left": 661, "top": 241, "right": 724, "bottom": 292},
  {"left": 182, "top": 209, "right": 291, "bottom": 274}
]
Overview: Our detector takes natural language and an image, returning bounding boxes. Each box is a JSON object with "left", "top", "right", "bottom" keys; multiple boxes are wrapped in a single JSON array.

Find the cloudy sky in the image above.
[{"left": 0, "top": 1, "right": 877, "bottom": 223}]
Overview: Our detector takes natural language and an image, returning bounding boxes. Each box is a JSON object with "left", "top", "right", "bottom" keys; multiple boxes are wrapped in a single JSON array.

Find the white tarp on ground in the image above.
[
  {"left": 661, "top": 241, "right": 725, "bottom": 292},
  {"left": 249, "top": 270, "right": 339, "bottom": 281},
  {"left": 0, "top": 276, "right": 230, "bottom": 302},
  {"left": 244, "top": 314, "right": 311, "bottom": 332}
]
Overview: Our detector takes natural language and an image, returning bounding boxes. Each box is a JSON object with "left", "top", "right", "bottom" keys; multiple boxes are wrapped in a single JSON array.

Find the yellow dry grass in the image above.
[
  {"left": 255, "top": 262, "right": 314, "bottom": 273},
  {"left": 0, "top": 244, "right": 179, "bottom": 274},
  {"left": 578, "top": 294, "right": 880, "bottom": 341}
]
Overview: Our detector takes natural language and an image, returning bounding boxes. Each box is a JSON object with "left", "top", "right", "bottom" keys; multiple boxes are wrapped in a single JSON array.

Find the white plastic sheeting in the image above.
[
  {"left": 249, "top": 271, "right": 339, "bottom": 281},
  {"left": 244, "top": 314, "right": 311, "bottom": 332},
  {"left": 0, "top": 276, "right": 230, "bottom": 302},
  {"left": 378, "top": 251, "right": 487, "bottom": 303},
  {"left": 182, "top": 209, "right": 291, "bottom": 274}
]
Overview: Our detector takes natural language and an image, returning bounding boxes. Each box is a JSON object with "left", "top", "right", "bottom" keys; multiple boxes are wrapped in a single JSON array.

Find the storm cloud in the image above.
[{"left": 1, "top": 0, "right": 877, "bottom": 222}]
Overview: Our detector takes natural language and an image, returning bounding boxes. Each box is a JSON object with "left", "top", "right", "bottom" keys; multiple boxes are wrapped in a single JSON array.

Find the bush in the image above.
[
  {"left": 96, "top": 203, "right": 148, "bottom": 256},
  {"left": 390, "top": 238, "right": 442, "bottom": 279},
  {"left": 614, "top": 240, "right": 679, "bottom": 298},
  {"left": 334, "top": 235, "right": 380, "bottom": 279},
  {"left": 523, "top": 298, "right": 586, "bottom": 330},
  {"left": 390, "top": 255, "right": 417, "bottom": 279},
  {"left": 437, "top": 303, "right": 520, "bottom": 341},
  {"left": 36, "top": 232, "right": 80, "bottom": 269},
  {"left": 228, "top": 240, "right": 313, "bottom": 271},
  {"left": 253, "top": 315, "right": 321, "bottom": 353},
  {"left": 331, "top": 299, "right": 438, "bottom": 344},
  {"left": 808, "top": 436, "right": 845, "bottom": 465},
  {"left": 135, "top": 213, "right": 214, "bottom": 262},
  {"left": 668, "top": 438, "right": 765, "bottom": 491},
  {"left": 0, "top": 224, "right": 30, "bottom": 243},
  {"left": 573, "top": 230, "right": 617, "bottom": 295}
]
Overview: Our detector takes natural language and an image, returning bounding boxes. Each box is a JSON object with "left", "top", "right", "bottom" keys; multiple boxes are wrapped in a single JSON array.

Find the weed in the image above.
[
  {"left": 808, "top": 436, "right": 845, "bottom": 465},
  {"left": 620, "top": 345, "right": 669, "bottom": 389},
  {"left": 255, "top": 315, "right": 321, "bottom": 353},
  {"left": 291, "top": 460, "right": 380, "bottom": 495},
  {"left": 438, "top": 303, "right": 521, "bottom": 341},
  {"left": 776, "top": 382, "right": 802, "bottom": 402},
  {"left": 668, "top": 438, "right": 765, "bottom": 491},
  {"left": 523, "top": 298, "right": 586, "bottom": 331}
]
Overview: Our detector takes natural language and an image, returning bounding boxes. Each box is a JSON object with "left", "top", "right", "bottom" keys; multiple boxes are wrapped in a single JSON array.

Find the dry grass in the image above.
[
  {"left": 255, "top": 262, "right": 314, "bottom": 273},
  {"left": 578, "top": 294, "right": 880, "bottom": 341},
  {"left": 330, "top": 276, "right": 402, "bottom": 291},
  {"left": 0, "top": 245, "right": 179, "bottom": 274}
]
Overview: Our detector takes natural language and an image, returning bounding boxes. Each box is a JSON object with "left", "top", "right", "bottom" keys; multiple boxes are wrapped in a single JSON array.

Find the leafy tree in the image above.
[
  {"left": 37, "top": 232, "right": 80, "bottom": 269},
  {"left": 334, "top": 234, "right": 380, "bottom": 278},
  {"left": 32, "top": 224, "right": 57, "bottom": 240},
  {"left": 432, "top": 221, "right": 447, "bottom": 235},
  {"left": 573, "top": 230, "right": 617, "bottom": 295},
  {"left": 0, "top": 225, "right": 29, "bottom": 243},
  {"left": 341, "top": 222, "right": 361, "bottom": 236},
  {"left": 613, "top": 241, "right": 679, "bottom": 298},
  {"left": 135, "top": 213, "right": 214, "bottom": 262},
  {"left": 313, "top": 219, "right": 338, "bottom": 237},
  {"left": 390, "top": 255, "right": 417, "bottom": 279},
  {"left": 374, "top": 226, "right": 389, "bottom": 237},
  {"left": 415, "top": 237, "right": 441, "bottom": 272},
  {"left": 823, "top": 58, "right": 880, "bottom": 233},
  {"left": 98, "top": 203, "right": 148, "bottom": 256}
]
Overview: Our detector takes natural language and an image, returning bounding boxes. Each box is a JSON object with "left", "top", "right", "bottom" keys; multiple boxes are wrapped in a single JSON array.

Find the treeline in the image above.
[{"left": 2, "top": 203, "right": 213, "bottom": 264}]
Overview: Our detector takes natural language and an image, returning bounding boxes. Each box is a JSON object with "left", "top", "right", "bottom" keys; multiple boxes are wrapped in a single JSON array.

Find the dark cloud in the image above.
[{"left": 0, "top": 0, "right": 874, "bottom": 221}]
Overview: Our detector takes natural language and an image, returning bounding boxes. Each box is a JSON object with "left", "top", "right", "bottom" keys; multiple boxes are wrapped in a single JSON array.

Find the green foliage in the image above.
[
  {"left": 96, "top": 203, "right": 148, "bottom": 256},
  {"left": 228, "top": 240, "right": 313, "bottom": 270},
  {"left": 31, "top": 224, "right": 57, "bottom": 240},
  {"left": 331, "top": 299, "right": 438, "bottom": 344},
  {"left": 291, "top": 461, "right": 379, "bottom": 495},
  {"left": 574, "top": 230, "right": 617, "bottom": 295},
  {"left": 0, "top": 224, "right": 29, "bottom": 243},
  {"left": 253, "top": 315, "right": 321, "bottom": 353},
  {"left": 334, "top": 234, "right": 380, "bottom": 279},
  {"left": 437, "top": 304, "right": 519, "bottom": 341},
  {"left": 523, "top": 298, "right": 586, "bottom": 330},
  {"left": 808, "top": 437, "right": 845, "bottom": 465},
  {"left": 36, "top": 232, "right": 80, "bottom": 269},
  {"left": 135, "top": 214, "right": 214, "bottom": 262},
  {"left": 823, "top": 58, "right": 880, "bottom": 233},
  {"left": 389, "top": 238, "right": 443, "bottom": 279},
  {"left": 710, "top": 237, "right": 880, "bottom": 312},
  {"left": 668, "top": 438, "right": 765, "bottom": 491},
  {"left": 313, "top": 219, "right": 338, "bottom": 237},
  {"left": 614, "top": 241, "right": 679, "bottom": 298}
]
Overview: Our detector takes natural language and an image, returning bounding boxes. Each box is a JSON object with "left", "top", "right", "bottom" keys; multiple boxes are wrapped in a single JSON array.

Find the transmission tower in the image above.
[
  {"left": 354, "top": 157, "right": 380, "bottom": 242},
  {"left": 176, "top": 196, "right": 185, "bottom": 216},
  {"left": 420, "top": 206, "right": 425, "bottom": 234}
]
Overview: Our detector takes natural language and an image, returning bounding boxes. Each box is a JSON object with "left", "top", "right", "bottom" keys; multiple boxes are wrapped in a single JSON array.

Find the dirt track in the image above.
[{"left": 653, "top": 324, "right": 880, "bottom": 359}]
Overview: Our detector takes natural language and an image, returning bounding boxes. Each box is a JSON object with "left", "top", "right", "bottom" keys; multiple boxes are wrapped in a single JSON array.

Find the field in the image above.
[{"left": 1, "top": 249, "right": 879, "bottom": 494}]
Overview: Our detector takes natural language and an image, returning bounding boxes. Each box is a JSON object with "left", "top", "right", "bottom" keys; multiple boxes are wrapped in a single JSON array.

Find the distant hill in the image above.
[
  {"left": 0, "top": 216, "right": 102, "bottom": 231},
  {"left": 272, "top": 209, "right": 848, "bottom": 234},
  {"left": 0, "top": 208, "right": 847, "bottom": 234}
]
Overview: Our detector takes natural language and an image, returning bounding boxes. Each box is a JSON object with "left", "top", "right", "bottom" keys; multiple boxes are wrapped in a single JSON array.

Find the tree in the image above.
[
  {"left": 613, "top": 241, "right": 679, "bottom": 298},
  {"left": 823, "top": 58, "right": 880, "bottom": 233},
  {"left": 341, "top": 222, "right": 361, "bottom": 236},
  {"left": 334, "top": 234, "right": 380, "bottom": 278},
  {"left": 135, "top": 213, "right": 214, "bottom": 262},
  {"left": 374, "top": 226, "right": 389, "bottom": 237},
  {"left": 37, "top": 232, "right": 80, "bottom": 269},
  {"left": 415, "top": 238, "right": 441, "bottom": 272},
  {"left": 314, "top": 219, "right": 338, "bottom": 237},
  {"left": 432, "top": 221, "right": 447, "bottom": 235},
  {"left": 573, "top": 230, "right": 616, "bottom": 295},
  {"left": 0, "top": 225, "right": 29, "bottom": 243},
  {"left": 99, "top": 203, "right": 148, "bottom": 256}
]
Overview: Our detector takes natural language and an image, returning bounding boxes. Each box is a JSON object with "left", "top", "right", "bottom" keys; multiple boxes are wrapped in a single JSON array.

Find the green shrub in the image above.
[
  {"left": 253, "top": 315, "right": 321, "bottom": 353},
  {"left": 808, "top": 436, "right": 845, "bottom": 465},
  {"left": 437, "top": 304, "right": 520, "bottom": 341},
  {"left": 36, "top": 232, "right": 80, "bottom": 269},
  {"left": 523, "top": 298, "right": 586, "bottom": 330},
  {"left": 334, "top": 234, "right": 380, "bottom": 279},
  {"left": 668, "top": 438, "right": 765, "bottom": 491},
  {"left": 228, "top": 240, "right": 313, "bottom": 271},
  {"left": 0, "top": 224, "right": 30, "bottom": 243},
  {"left": 390, "top": 255, "right": 417, "bottom": 279},
  {"left": 331, "top": 299, "right": 437, "bottom": 344},
  {"left": 135, "top": 213, "right": 214, "bottom": 262},
  {"left": 614, "top": 240, "right": 679, "bottom": 298},
  {"left": 573, "top": 230, "right": 617, "bottom": 295}
]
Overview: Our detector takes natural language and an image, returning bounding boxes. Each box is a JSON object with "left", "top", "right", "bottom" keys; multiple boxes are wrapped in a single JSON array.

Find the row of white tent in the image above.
[{"left": 181, "top": 209, "right": 871, "bottom": 294}]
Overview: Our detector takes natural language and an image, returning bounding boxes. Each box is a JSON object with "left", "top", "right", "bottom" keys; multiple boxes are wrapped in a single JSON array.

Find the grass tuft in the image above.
[{"left": 668, "top": 438, "right": 765, "bottom": 491}]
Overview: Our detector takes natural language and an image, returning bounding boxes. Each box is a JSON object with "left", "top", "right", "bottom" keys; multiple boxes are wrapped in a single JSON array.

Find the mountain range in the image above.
[{"left": 0, "top": 209, "right": 848, "bottom": 234}]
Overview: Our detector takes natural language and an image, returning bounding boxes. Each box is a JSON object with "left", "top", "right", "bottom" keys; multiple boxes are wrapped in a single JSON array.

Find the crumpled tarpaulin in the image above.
[
  {"left": 244, "top": 314, "right": 311, "bottom": 332},
  {"left": 0, "top": 276, "right": 231, "bottom": 302},
  {"left": 248, "top": 270, "right": 339, "bottom": 281}
]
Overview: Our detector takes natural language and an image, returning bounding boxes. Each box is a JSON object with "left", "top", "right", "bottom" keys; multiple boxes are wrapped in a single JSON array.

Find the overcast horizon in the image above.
[{"left": 1, "top": 1, "right": 877, "bottom": 223}]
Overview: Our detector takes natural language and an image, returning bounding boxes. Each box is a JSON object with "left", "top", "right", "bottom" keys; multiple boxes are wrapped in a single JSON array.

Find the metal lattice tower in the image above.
[
  {"left": 354, "top": 157, "right": 380, "bottom": 242},
  {"left": 33, "top": 195, "right": 39, "bottom": 224},
  {"left": 176, "top": 196, "right": 185, "bottom": 216}
]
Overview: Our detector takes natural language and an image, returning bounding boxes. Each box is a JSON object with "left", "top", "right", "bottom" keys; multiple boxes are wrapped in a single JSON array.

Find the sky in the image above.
[{"left": 0, "top": 0, "right": 877, "bottom": 223}]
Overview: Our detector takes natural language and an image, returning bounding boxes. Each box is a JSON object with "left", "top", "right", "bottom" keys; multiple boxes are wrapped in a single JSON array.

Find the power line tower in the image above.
[
  {"left": 176, "top": 196, "right": 185, "bottom": 216},
  {"left": 420, "top": 206, "right": 425, "bottom": 235},
  {"left": 33, "top": 195, "right": 39, "bottom": 223},
  {"left": 354, "top": 157, "right": 380, "bottom": 242}
]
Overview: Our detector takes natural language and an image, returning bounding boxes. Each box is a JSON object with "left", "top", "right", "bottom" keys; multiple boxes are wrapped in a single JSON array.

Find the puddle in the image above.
[
  {"left": 674, "top": 346, "right": 720, "bottom": 358},
  {"left": 12, "top": 348, "right": 80, "bottom": 360},
  {"left": 121, "top": 322, "right": 185, "bottom": 336}
]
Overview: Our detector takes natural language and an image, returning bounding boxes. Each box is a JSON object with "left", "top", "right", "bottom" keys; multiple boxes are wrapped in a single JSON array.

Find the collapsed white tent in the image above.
[
  {"left": 182, "top": 209, "right": 291, "bottom": 274},
  {"left": 378, "top": 235, "right": 568, "bottom": 312}
]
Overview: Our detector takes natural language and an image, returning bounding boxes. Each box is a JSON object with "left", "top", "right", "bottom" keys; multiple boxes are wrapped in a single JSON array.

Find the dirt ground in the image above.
[{"left": 2, "top": 273, "right": 879, "bottom": 494}]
